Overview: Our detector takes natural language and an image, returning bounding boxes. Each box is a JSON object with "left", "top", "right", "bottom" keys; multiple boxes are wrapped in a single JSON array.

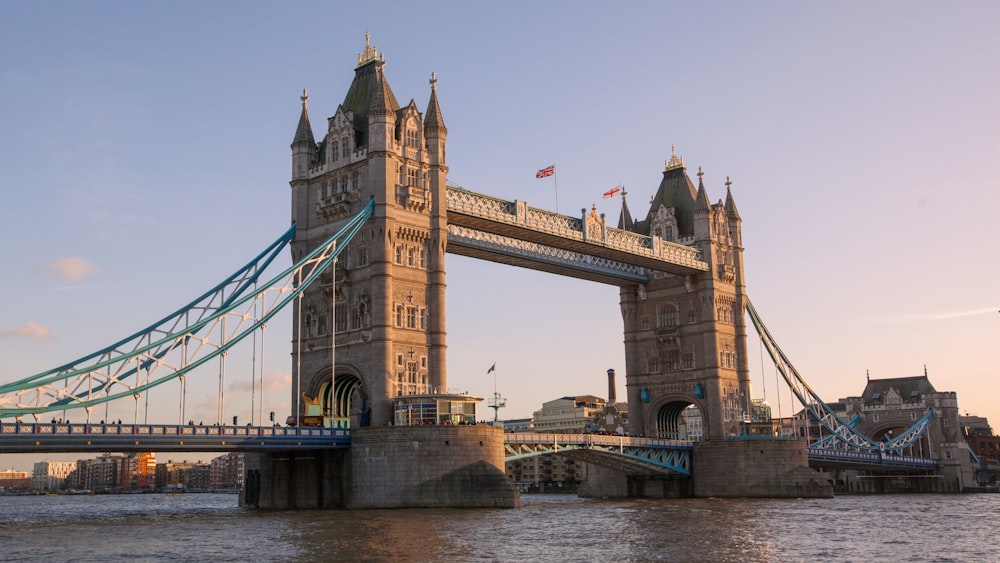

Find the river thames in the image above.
[{"left": 0, "top": 492, "right": 996, "bottom": 561}]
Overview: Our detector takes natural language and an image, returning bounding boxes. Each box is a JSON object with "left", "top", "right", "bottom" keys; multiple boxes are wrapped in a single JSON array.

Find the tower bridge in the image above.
[{"left": 0, "top": 35, "right": 977, "bottom": 507}]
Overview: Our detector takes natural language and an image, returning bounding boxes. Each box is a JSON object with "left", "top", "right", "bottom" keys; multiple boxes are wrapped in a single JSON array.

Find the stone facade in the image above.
[
  {"left": 289, "top": 35, "right": 449, "bottom": 428},
  {"left": 839, "top": 375, "right": 978, "bottom": 490},
  {"left": 620, "top": 154, "right": 750, "bottom": 440},
  {"left": 350, "top": 425, "right": 517, "bottom": 508},
  {"left": 692, "top": 439, "right": 832, "bottom": 498}
]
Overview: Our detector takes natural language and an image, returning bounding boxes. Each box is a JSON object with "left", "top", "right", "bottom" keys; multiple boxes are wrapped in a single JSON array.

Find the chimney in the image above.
[{"left": 606, "top": 369, "right": 616, "bottom": 404}]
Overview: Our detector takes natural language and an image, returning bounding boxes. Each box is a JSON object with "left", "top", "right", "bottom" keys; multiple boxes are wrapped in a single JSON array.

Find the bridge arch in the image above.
[
  {"left": 309, "top": 365, "right": 370, "bottom": 428},
  {"left": 865, "top": 420, "right": 932, "bottom": 456},
  {"left": 646, "top": 395, "right": 706, "bottom": 440}
]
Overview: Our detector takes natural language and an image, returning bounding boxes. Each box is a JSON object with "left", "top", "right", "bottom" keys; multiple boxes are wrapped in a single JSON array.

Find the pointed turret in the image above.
[
  {"left": 724, "top": 176, "right": 741, "bottom": 221},
  {"left": 292, "top": 89, "right": 315, "bottom": 146},
  {"left": 617, "top": 188, "right": 635, "bottom": 230},
  {"left": 369, "top": 64, "right": 395, "bottom": 117},
  {"left": 424, "top": 72, "right": 447, "bottom": 169},
  {"left": 695, "top": 167, "right": 711, "bottom": 213},
  {"left": 341, "top": 33, "right": 400, "bottom": 150},
  {"left": 291, "top": 89, "right": 316, "bottom": 180},
  {"left": 693, "top": 166, "right": 712, "bottom": 241},
  {"left": 644, "top": 146, "right": 697, "bottom": 237},
  {"left": 424, "top": 72, "right": 447, "bottom": 133}
]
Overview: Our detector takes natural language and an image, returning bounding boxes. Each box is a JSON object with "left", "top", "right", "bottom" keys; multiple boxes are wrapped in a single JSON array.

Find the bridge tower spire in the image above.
[
  {"left": 287, "top": 34, "right": 449, "bottom": 428},
  {"left": 621, "top": 151, "right": 750, "bottom": 440}
]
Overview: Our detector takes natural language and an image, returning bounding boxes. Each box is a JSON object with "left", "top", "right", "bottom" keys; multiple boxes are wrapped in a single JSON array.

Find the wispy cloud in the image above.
[
  {"left": 1, "top": 322, "right": 52, "bottom": 341},
  {"left": 46, "top": 256, "right": 98, "bottom": 281},
  {"left": 868, "top": 306, "right": 999, "bottom": 324}
]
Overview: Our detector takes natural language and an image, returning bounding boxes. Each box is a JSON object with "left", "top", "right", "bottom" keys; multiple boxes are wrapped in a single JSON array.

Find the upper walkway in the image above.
[{"left": 445, "top": 186, "right": 709, "bottom": 285}]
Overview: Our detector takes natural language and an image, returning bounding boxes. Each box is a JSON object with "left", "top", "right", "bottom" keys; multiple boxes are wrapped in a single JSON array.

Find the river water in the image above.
[{"left": 0, "top": 492, "right": 996, "bottom": 562}]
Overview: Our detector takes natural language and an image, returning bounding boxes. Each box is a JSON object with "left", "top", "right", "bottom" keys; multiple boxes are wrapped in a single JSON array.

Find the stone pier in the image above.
[
  {"left": 692, "top": 439, "right": 832, "bottom": 498},
  {"left": 242, "top": 424, "right": 519, "bottom": 509}
]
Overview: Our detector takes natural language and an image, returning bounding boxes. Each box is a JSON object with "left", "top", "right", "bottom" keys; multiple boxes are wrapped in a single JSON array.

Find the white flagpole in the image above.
[
  {"left": 620, "top": 184, "right": 626, "bottom": 229},
  {"left": 553, "top": 163, "right": 559, "bottom": 213}
]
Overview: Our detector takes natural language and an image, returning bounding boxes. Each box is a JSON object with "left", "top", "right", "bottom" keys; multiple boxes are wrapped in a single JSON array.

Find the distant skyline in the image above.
[{"left": 2, "top": 2, "right": 998, "bottom": 470}]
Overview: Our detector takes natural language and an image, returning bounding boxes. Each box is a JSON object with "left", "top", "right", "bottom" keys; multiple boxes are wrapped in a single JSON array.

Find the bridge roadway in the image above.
[
  {"left": 445, "top": 186, "right": 709, "bottom": 285},
  {"left": 0, "top": 422, "right": 937, "bottom": 473},
  {"left": 0, "top": 422, "right": 349, "bottom": 453},
  {"left": 807, "top": 447, "right": 938, "bottom": 470}
]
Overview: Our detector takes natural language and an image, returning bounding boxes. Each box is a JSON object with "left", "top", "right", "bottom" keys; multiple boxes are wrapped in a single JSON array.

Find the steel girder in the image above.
[
  {"left": 504, "top": 433, "right": 692, "bottom": 475},
  {"left": 0, "top": 198, "right": 375, "bottom": 418},
  {"left": 746, "top": 298, "right": 934, "bottom": 455}
]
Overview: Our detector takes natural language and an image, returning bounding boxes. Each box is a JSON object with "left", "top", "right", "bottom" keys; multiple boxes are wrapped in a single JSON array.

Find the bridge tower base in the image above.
[
  {"left": 692, "top": 439, "right": 833, "bottom": 498},
  {"left": 349, "top": 425, "right": 518, "bottom": 508},
  {"left": 240, "top": 449, "right": 351, "bottom": 509},
  {"left": 578, "top": 464, "right": 692, "bottom": 499},
  {"left": 242, "top": 425, "right": 519, "bottom": 509}
]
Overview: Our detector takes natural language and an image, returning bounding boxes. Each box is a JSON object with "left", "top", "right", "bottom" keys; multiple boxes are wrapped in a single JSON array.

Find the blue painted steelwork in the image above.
[
  {"left": 806, "top": 447, "right": 937, "bottom": 470},
  {"left": 0, "top": 198, "right": 375, "bottom": 418},
  {"left": 504, "top": 433, "right": 692, "bottom": 475},
  {"left": 0, "top": 225, "right": 294, "bottom": 395},
  {"left": 746, "top": 298, "right": 934, "bottom": 456},
  {"left": 0, "top": 422, "right": 349, "bottom": 453}
]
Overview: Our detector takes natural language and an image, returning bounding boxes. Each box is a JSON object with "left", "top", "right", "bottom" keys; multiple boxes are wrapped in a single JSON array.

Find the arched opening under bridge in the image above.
[
  {"left": 318, "top": 372, "right": 368, "bottom": 428},
  {"left": 655, "top": 401, "right": 702, "bottom": 440}
]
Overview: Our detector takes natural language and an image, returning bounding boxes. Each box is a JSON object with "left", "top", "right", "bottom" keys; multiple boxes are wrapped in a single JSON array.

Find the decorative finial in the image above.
[
  {"left": 665, "top": 144, "right": 684, "bottom": 170},
  {"left": 358, "top": 32, "right": 380, "bottom": 66},
  {"left": 301, "top": 88, "right": 308, "bottom": 109},
  {"left": 430, "top": 71, "right": 437, "bottom": 91},
  {"left": 697, "top": 166, "right": 704, "bottom": 181}
]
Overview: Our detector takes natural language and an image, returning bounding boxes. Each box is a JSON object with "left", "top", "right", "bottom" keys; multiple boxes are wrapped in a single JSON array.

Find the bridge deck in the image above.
[
  {"left": 446, "top": 187, "right": 708, "bottom": 284},
  {"left": 807, "top": 447, "right": 938, "bottom": 470},
  {"left": 0, "top": 422, "right": 349, "bottom": 453}
]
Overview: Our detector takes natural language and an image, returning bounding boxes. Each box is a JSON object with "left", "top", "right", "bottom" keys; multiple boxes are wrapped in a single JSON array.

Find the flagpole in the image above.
[
  {"left": 620, "top": 184, "right": 626, "bottom": 229},
  {"left": 553, "top": 163, "right": 559, "bottom": 214}
]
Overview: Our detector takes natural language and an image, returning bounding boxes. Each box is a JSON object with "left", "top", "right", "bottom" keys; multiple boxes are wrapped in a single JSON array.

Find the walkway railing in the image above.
[
  {"left": 807, "top": 447, "right": 938, "bottom": 470},
  {"left": 0, "top": 422, "right": 350, "bottom": 453},
  {"left": 446, "top": 186, "right": 708, "bottom": 274},
  {"left": 504, "top": 433, "right": 693, "bottom": 475}
]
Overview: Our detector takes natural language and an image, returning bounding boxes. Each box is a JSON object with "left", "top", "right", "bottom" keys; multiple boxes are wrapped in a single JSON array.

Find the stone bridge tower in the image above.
[
  {"left": 620, "top": 150, "right": 750, "bottom": 440},
  {"left": 288, "top": 35, "right": 448, "bottom": 427}
]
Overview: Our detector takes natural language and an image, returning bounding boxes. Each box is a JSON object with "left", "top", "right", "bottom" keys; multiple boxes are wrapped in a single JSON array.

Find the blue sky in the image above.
[{"left": 1, "top": 2, "right": 998, "bottom": 469}]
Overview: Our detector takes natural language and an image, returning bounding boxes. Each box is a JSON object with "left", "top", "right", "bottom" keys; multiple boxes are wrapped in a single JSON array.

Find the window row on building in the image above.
[
  {"left": 647, "top": 349, "right": 697, "bottom": 374},
  {"left": 393, "top": 242, "right": 429, "bottom": 269}
]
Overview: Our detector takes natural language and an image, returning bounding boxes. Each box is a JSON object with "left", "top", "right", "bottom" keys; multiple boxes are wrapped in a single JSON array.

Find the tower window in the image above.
[{"left": 659, "top": 306, "right": 678, "bottom": 328}]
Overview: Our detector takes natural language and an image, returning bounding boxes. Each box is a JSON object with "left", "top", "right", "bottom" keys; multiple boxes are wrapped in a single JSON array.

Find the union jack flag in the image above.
[{"left": 535, "top": 165, "right": 555, "bottom": 179}]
